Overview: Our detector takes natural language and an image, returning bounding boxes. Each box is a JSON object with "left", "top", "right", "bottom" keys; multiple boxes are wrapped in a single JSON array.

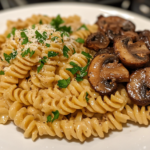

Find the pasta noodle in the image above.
[{"left": 0, "top": 14, "right": 149, "bottom": 143}]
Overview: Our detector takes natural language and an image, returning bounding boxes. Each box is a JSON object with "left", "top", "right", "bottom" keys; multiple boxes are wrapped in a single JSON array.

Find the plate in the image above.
[{"left": 0, "top": 2, "right": 150, "bottom": 150}]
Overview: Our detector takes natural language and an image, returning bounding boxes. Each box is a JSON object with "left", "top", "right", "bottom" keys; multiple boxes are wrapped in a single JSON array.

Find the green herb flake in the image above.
[
  {"left": 48, "top": 51, "right": 59, "bottom": 57},
  {"left": 51, "top": 36, "right": 58, "bottom": 41},
  {"left": 85, "top": 92, "right": 89, "bottom": 102},
  {"left": 57, "top": 77, "right": 71, "bottom": 88},
  {"left": 63, "top": 45, "right": 70, "bottom": 58},
  {"left": 37, "top": 56, "right": 47, "bottom": 73},
  {"left": 46, "top": 43, "right": 50, "bottom": 47},
  {"left": 21, "top": 32, "right": 28, "bottom": 45},
  {"left": 42, "top": 31, "right": 47, "bottom": 40},
  {"left": 32, "top": 24, "right": 35, "bottom": 29},
  {"left": 50, "top": 14, "right": 64, "bottom": 29},
  {"left": 0, "top": 71, "right": 4, "bottom": 75},
  {"left": 35, "top": 30, "right": 47, "bottom": 43},
  {"left": 58, "top": 26, "right": 72, "bottom": 33},
  {"left": 39, "top": 19, "right": 43, "bottom": 24},
  {"left": 66, "top": 61, "right": 80, "bottom": 75},
  {"left": 75, "top": 38, "right": 85, "bottom": 44},
  {"left": 4, "top": 50, "right": 18, "bottom": 63},
  {"left": 12, "top": 27, "right": 16, "bottom": 36},
  {"left": 47, "top": 110, "right": 59, "bottom": 123},
  {"left": 81, "top": 51, "right": 92, "bottom": 59},
  {"left": 7, "top": 33, "right": 11, "bottom": 38},
  {"left": 77, "top": 24, "right": 89, "bottom": 31},
  {"left": 73, "top": 48, "right": 76, "bottom": 54}
]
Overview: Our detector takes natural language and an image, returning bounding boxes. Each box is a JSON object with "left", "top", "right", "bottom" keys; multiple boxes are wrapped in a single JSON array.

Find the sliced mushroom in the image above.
[
  {"left": 121, "top": 30, "right": 138, "bottom": 41},
  {"left": 127, "top": 67, "right": 150, "bottom": 106},
  {"left": 114, "top": 36, "right": 150, "bottom": 68},
  {"left": 96, "top": 15, "right": 135, "bottom": 34},
  {"left": 84, "top": 31, "right": 110, "bottom": 51},
  {"left": 138, "top": 30, "right": 150, "bottom": 50},
  {"left": 88, "top": 53, "right": 129, "bottom": 95},
  {"left": 94, "top": 47, "right": 114, "bottom": 57}
]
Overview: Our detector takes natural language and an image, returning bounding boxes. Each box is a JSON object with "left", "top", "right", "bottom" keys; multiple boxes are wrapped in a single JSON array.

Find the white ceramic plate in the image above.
[{"left": 0, "top": 2, "right": 150, "bottom": 150}]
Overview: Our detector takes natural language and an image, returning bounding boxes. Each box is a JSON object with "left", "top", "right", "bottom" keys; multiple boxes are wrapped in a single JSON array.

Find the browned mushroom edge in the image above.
[
  {"left": 138, "top": 30, "right": 150, "bottom": 50},
  {"left": 127, "top": 67, "right": 150, "bottom": 106},
  {"left": 84, "top": 31, "right": 110, "bottom": 51},
  {"left": 96, "top": 15, "right": 135, "bottom": 34},
  {"left": 114, "top": 36, "right": 150, "bottom": 68},
  {"left": 88, "top": 53, "right": 129, "bottom": 95}
]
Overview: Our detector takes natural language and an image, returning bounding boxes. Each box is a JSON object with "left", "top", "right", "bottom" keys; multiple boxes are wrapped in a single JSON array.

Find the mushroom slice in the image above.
[
  {"left": 96, "top": 15, "right": 135, "bottom": 34},
  {"left": 138, "top": 30, "right": 150, "bottom": 50},
  {"left": 94, "top": 47, "right": 114, "bottom": 57},
  {"left": 127, "top": 67, "right": 150, "bottom": 106},
  {"left": 84, "top": 32, "right": 110, "bottom": 51},
  {"left": 88, "top": 53, "right": 129, "bottom": 95},
  {"left": 114, "top": 36, "right": 150, "bottom": 68}
]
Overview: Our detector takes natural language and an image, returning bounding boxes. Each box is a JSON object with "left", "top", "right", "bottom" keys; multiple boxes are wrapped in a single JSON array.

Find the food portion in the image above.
[{"left": 0, "top": 13, "right": 150, "bottom": 142}]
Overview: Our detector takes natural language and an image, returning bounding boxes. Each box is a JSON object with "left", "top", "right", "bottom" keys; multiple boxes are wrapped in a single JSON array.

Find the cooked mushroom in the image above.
[
  {"left": 114, "top": 36, "right": 150, "bottom": 68},
  {"left": 121, "top": 30, "right": 138, "bottom": 41},
  {"left": 138, "top": 30, "right": 150, "bottom": 50},
  {"left": 88, "top": 53, "right": 129, "bottom": 95},
  {"left": 96, "top": 15, "right": 135, "bottom": 34},
  {"left": 84, "top": 31, "right": 110, "bottom": 51},
  {"left": 94, "top": 47, "right": 114, "bottom": 57},
  {"left": 127, "top": 67, "right": 150, "bottom": 106}
]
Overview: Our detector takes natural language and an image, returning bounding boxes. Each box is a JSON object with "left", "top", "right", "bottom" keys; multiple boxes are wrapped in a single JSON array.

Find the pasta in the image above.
[{"left": 0, "top": 14, "right": 149, "bottom": 143}]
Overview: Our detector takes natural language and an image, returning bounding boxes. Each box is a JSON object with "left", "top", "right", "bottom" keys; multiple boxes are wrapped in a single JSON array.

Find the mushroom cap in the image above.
[
  {"left": 138, "top": 30, "right": 150, "bottom": 50},
  {"left": 96, "top": 15, "right": 135, "bottom": 34},
  {"left": 84, "top": 31, "right": 110, "bottom": 51},
  {"left": 127, "top": 67, "right": 150, "bottom": 106},
  {"left": 88, "top": 53, "right": 129, "bottom": 95},
  {"left": 114, "top": 36, "right": 150, "bottom": 68}
]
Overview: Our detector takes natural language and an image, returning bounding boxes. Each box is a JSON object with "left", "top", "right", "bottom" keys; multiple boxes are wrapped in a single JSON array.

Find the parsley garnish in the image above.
[
  {"left": 48, "top": 51, "right": 59, "bottom": 57},
  {"left": 37, "top": 56, "right": 47, "bottom": 73},
  {"left": 21, "top": 48, "right": 35, "bottom": 58},
  {"left": 46, "top": 43, "right": 50, "bottom": 47},
  {"left": 57, "top": 77, "right": 71, "bottom": 88},
  {"left": 77, "top": 24, "right": 89, "bottom": 31},
  {"left": 32, "top": 24, "right": 35, "bottom": 29},
  {"left": 21, "top": 32, "right": 28, "bottom": 45},
  {"left": 39, "top": 19, "right": 43, "bottom": 24},
  {"left": 4, "top": 50, "right": 17, "bottom": 63},
  {"left": 66, "top": 62, "right": 80, "bottom": 75},
  {"left": 50, "top": 14, "right": 64, "bottom": 29},
  {"left": 73, "top": 48, "right": 76, "bottom": 54},
  {"left": 75, "top": 38, "right": 85, "bottom": 43},
  {"left": 35, "top": 30, "right": 47, "bottom": 43},
  {"left": 50, "top": 15, "right": 72, "bottom": 33},
  {"left": 63, "top": 45, "right": 70, "bottom": 58},
  {"left": 7, "top": 27, "right": 16, "bottom": 38},
  {"left": 47, "top": 110, "right": 59, "bottom": 123},
  {"left": 81, "top": 51, "right": 92, "bottom": 59},
  {"left": 61, "top": 32, "right": 69, "bottom": 38},
  {"left": 51, "top": 36, "right": 58, "bottom": 41},
  {"left": 85, "top": 92, "right": 89, "bottom": 102},
  {"left": 0, "top": 71, "right": 4, "bottom": 75},
  {"left": 7, "top": 34, "right": 11, "bottom": 38}
]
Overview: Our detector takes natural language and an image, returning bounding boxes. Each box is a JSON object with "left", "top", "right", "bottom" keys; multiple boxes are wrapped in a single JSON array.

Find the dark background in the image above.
[{"left": 0, "top": 0, "right": 149, "bottom": 18}]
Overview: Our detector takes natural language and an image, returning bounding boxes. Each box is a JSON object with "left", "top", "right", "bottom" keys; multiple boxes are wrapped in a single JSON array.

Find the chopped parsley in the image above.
[
  {"left": 37, "top": 56, "right": 47, "bottom": 73},
  {"left": 50, "top": 14, "right": 72, "bottom": 33},
  {"left": 63, "top": 45, "right": 70, "bottom": 58},
  {"left": 4, "top": 50, "right": 18, "bottom": 63},
  {"left": 73, "top": 48, "right": 76, "bottom": 54},
  {"left": 21, "top": 48, "right": 35, "bottom": 58},
  {"left": 61, "top": 32, "right": 69, "bottom": 38},
  {"left": 85, "top": 92, "right": 89, "bottom": 102},
  {"left": 0, "top": 71, "right": 4, "bottom": 75},
  {"left": 75, "top": 38, "right": 85, "bottom": 44},
  {"left": 21, "top": 31, "right": 28, "bottom": 45},
  {"left": 77, "top": 24, "right": 89, "bottom": 31},
  {"left": 32, "top": 24, "right": 35, "bottom": 29},
  {"left": 51, "top": 36, "right": 58, "bottom": 41},
  {"left": 46, "top": 43, "right": 50, "bottom": 47},
  {"left": 48, "top": 51, "right": 59, "bottom": 57},
  {"left": 35, "top": 30, "right": 47, "bottom": 43},
  {"left": 57, "top": 77, "right": 71, "bottom": 88},
  {"left": 66, "top": 62, "right": 80, "bottom": 75},
  {"left": 81, "top": 51, "right": 92, "bottom": 59},
  {"left": 47, "top": 110, "right": 59, "bottom": 123},
  {"left": 39, "top": 19, "right": 43, "bottom": 24},
  {"left": 7, "top": 27, "right": 16, "bottom": 38}
]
